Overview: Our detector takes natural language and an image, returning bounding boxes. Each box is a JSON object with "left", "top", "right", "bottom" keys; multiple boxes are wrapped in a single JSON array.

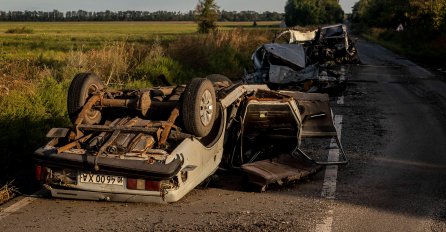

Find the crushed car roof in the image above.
[{"left": 263, "top": 44, "right": 306, "bottom": 69}]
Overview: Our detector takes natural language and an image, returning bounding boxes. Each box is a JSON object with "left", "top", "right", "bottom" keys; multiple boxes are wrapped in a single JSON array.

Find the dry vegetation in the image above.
[
  {"left": 5, "top": 26, "right": 33, "bottom": 34},
  {"left": 0, "top": 182, "right": 17, "bottom": 205},
  {"left": 0, "top": 22, "right": 276, "bottom": 197}
]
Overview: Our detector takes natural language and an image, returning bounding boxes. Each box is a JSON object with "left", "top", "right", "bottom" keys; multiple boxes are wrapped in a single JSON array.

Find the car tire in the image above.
[
  {"left": 67, "top": 73, "right": 104, "bottom": 125},
  {"left": 206, "top": 74, "right": 233, "bottom": 87},
  {"left": 182, "top": 78, "right": 216, "bottom": 137}
]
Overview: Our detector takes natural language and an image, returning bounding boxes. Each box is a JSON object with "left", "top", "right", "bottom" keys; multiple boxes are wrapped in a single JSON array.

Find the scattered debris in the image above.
[{"left": 0, "top": 182, "right": 17, "bottom": 205}]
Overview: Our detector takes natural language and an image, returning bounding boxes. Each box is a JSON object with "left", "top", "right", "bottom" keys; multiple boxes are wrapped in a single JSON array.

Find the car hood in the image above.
[{"left": 263, "top": 44, "right": 306, "bottom": 69}]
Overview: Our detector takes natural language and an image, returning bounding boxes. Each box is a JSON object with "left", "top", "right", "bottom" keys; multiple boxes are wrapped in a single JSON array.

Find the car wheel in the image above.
[
  {"left": 206, "top": 74, "right": 233, "bottom": 87},
  {"left": 67, "top": 73, "right": 104, "bottom": 125},
  {"left": 182, "top": 78, "right": 216, "bottom": 137}
]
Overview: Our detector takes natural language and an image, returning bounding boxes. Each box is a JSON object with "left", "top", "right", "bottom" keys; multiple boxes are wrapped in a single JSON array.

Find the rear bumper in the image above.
[
  {"left": 34, "top": 147, "right": 183, "bottom": 179},
  {"left": 50, "top": 187, "right": 168, "bottom": 204}
]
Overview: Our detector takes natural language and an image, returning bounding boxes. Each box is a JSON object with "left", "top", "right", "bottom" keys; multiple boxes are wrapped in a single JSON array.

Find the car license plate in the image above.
[{"left": 79, "top": 173, "right": 124, "bottom": 186}]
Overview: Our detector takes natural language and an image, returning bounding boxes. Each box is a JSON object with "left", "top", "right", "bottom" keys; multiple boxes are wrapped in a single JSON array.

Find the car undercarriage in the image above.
[{"left": 34, "top": 72, "right": 347, "bottom": 203}]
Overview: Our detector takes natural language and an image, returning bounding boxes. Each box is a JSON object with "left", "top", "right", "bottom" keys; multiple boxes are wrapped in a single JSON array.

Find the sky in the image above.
[{"left": 0, "top": 0, "right": 357, "bottom": 14}]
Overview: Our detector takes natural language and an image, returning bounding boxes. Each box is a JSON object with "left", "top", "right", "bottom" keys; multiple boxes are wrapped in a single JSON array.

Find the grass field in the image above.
[
  {"left": 0, "top": 22, "right": 196, "bottom": 60},
  {"left": 0, "top": 21, "right": 280, "bottom": 57},
  {"left": 0, "top": 21, "right": 280, "bottom": 194}
]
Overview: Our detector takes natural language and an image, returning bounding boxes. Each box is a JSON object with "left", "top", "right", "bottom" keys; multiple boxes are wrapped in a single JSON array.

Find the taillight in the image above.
[
  {"left": 127, "top": 178, "right": 137, "bottom": 189},
  {"left": 136, "top": 179, "right": 145, "bottom": 190},
  {"left": 35, "top": 165, "right": 42, "bottom": 181},
  {"left": 127, "top": 178, "right": 160, "bottom": 191},
  {"left": 35, "top": 165, "right": 48, "bottom": 181},
  {"left": 145, "top": 180, "right": 161, "bottom": 191}
]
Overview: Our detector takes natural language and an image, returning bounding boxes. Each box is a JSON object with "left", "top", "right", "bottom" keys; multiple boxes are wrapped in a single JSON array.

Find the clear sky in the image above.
[{"left": 0, "top": 0, "right": 357, "bottom": 14}]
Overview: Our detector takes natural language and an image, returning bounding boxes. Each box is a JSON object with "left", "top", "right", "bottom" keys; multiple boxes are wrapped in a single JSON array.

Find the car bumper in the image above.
[{"left": 50, "top": 187, "right": 167, "bottom": 203}]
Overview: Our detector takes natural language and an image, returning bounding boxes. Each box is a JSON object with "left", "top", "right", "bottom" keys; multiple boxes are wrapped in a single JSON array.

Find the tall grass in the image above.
[
  {"left": 0, "top": 76, "right": 70, "bottom": 192},
  {"left": 66, "top": 42, "right": 136, "bottom": 85},
  {"left": 168, "top": 29, "right": 272, "bottom": 78}
]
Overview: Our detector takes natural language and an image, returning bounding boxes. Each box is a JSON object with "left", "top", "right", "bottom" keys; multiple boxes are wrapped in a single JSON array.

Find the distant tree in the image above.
[
  {"left": 351, "top": 0, "right": 369, "bottom": 24},
  {"left": 284, "top": 0, "right": 344, "bottom": 26},
  {"left": 352, "top": 0, "right": 446, "bottom": 32},
  {"left": 409, "top": 0, "right": 446, "bottom": 31},
  {"left": 0, "top": 8, "right": 283, "bottom": 23},
  {"left": 319, "top": 0, "right": 344, "bottom": 24},
  {"left": 285, "top": 0, "right": 320, "bottom": 26},
  {"left": 194, "top": 0, "right": 219, "bottom": 33}
]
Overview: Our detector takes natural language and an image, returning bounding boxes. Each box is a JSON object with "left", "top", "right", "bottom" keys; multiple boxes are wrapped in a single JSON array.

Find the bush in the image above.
[
  {"left": 168, "top": 29, "right": 271, "bottom": 78},
  {"left": 5, "top": 26, "right": 34, "bottom": 34},
  {"left": 125, "top": 39, "right": 190, "bottom": 85},
  {"left": 66, "top": 41, "right": 136, "bottom": 85},
  {"left": 0, "top": 77, "right": 70, "bottom": 191},
  {"left": 363, "top": 27, "right": 446, "bottom": 66}
]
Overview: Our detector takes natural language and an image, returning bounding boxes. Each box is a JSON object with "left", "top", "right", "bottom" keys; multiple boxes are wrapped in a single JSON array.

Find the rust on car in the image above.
[{"left": 34, "top": 73, "right": 347, "bottom": 203}]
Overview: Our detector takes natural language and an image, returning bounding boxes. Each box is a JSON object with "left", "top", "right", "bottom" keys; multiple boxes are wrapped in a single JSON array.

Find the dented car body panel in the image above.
[
  {"left": 261, "top": 44, "right": 306, "bottom": 69},
  {"left": 245, "top": 24, "right": 359, "bottom": 93},
  {"left": 244, "top": 43, "right": 348, "bottom": 93},
  {"left": 274, "top": 24, "right": 359, "bottom": 65},
  {"left": 35, "top": 75, "right": 346, "bottom": 203}
]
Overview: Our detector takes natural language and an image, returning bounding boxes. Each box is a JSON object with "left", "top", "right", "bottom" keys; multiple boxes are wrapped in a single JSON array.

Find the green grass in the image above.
[
  {"left": 0, "top": 21, "right": 280, "bottom": 60},
  {"left": 0, "top": 21, "right": 197, "bottom": 36},
  {"left": 0, "top": 22, "right": 198, "bottom": 59}
]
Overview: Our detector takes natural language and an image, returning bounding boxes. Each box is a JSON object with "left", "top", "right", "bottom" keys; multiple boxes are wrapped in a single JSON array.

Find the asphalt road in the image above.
[{"left": 1, "top": 39, "right": 445, "bottom": 232}]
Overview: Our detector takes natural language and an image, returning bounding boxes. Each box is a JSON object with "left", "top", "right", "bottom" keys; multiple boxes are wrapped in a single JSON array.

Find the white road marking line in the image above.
[
  {"left": 336, "top": 96, "right": 344, "bottom": 105},
  {"left": 321, "top": 146, "right": 340, "bottom": 199},
  {"left": 321, "top": 115, "right": 343, "bottom": 198},
  {"left": 315, "top": 115, "right": 343, "bottom": 232},
  {"left": 315, "top": 209, "right": 334, "bottom": 232},
  {"left": 0, "top": 189, "right": 44, "bottom": 221},
  {"left": 0, "top": 197, "right": 36, "bottom": 221}
]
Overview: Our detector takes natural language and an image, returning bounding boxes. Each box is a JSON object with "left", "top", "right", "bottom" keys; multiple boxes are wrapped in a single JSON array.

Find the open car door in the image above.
[
  {"left": 279, "top": 91, "right": 348, "bottom": 165},
  {"left": 232, "top": 88, "right": 348, "bottom": 191}
]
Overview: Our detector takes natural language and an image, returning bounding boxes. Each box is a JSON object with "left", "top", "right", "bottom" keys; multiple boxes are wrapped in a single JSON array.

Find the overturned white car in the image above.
[{"left": 34, "top": 73, "right": 346, "bottom": 203}]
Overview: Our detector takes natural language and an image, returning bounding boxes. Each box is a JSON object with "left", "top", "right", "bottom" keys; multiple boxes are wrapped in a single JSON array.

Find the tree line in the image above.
[
  {"left": 284, "top": 0, "right": 344, "bottom": 26},
  {"left": 0, "top": 10, "right": 283, "bottom": 22},
  {"left": 352, "top": 0, "right": 446, "bottom": 33}
]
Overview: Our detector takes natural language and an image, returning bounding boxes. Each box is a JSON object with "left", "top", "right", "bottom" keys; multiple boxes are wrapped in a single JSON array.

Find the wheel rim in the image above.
[{"left": 199, "top": 90, "right": 213, "bottom": 126}]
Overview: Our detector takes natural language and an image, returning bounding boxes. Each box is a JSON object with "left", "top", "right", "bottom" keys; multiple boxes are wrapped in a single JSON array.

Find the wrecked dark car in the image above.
[
  {"left": 244, "top": 24, "right": 359, "bottom": 93},
  {"left": 243, "top": 43, "right": 348, "bottom": 93},
  {"left": 274, "top": 24, "right": 360, "bottom": 65},
  {"left": 34, "top": 73, "right": 346, "bottom": 203}
]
